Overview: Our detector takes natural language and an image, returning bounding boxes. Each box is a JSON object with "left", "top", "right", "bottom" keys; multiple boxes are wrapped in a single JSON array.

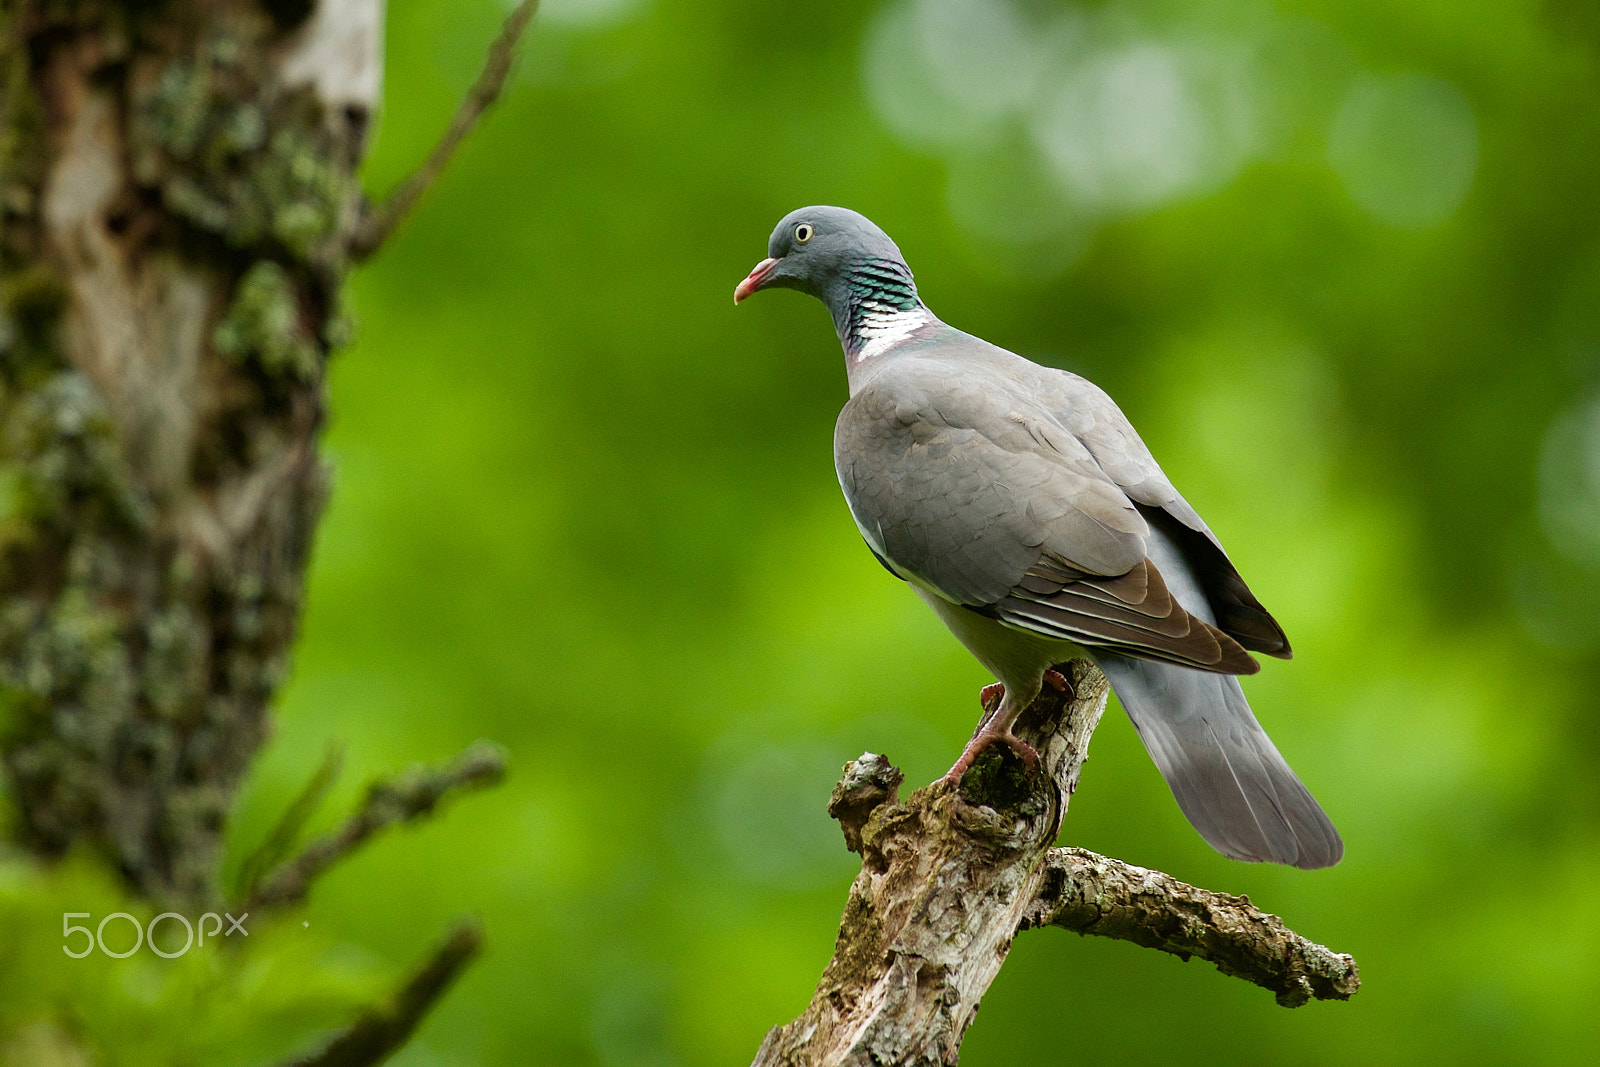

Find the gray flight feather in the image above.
[
  {"left": 1098, "top": 520, "right": 1341, "bottom": 868},
  {"left": 737, "top": 205, "right": 1340, "bottom": 868}
]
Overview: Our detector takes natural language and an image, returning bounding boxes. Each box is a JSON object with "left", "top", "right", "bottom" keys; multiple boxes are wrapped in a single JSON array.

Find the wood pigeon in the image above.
[{"left": 736, "top": 206, "right": 1341, "bottom": 869}]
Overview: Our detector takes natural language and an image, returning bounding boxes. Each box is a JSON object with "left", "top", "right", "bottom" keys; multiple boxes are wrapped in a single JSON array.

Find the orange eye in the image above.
[{"left": 794, "top": 223, "right": 814, "bottom": 244}]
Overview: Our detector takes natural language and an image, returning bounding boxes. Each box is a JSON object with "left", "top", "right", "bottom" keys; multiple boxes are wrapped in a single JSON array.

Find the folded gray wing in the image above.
[
  {"left": 997, "top": 555, "right": 1258, "bottom": 674},
  {"left": 1041, "top": 368, "right": 1291, "bottom": 658},
  {"left": 836, "top": 364, "right": 1258, "bottom": 675}
]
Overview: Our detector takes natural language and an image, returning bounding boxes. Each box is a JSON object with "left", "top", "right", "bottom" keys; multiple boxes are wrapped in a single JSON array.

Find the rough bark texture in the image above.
[
  {"left": 0, "top": 4, "right": 530, "bottom": 1063},
  {"left": 754, "top": 660, "right": 1112, "bottom": 1066},
  {"left": 0, "top": 0, "right": 379, "bottom": 908},
  {"left": 753, "top": 660, "right": 1358, "bottom": 1066},
  {"left": 1023, "top": 847, "right": 1359, "bottom": 1007}
]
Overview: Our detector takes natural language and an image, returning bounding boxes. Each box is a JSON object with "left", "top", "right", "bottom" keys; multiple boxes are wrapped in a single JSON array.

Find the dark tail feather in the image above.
[{"left": 1097, "top": 653, "right": 1342, "bottom": 870}]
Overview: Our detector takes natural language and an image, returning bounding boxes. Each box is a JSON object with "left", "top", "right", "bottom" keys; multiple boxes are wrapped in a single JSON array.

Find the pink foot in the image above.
[
  {"left": 940, "top": 727, "right": 1040, "bottom": 784},
  {"left": 978, "top": 682, "right": 1005, "bottom": 712},
  {"left": 1044, "top": 667, "right": 1071, "bottom": 693}
]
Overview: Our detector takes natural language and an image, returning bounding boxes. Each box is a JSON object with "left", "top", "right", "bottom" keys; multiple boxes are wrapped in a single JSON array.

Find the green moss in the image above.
[
  {"left": 145, "top": 59, "right": 211, "bottom": 162},
  {"left": 39, "top": 588, "right": 134, "bottom": 717},
  {"left": 3, "top": 373, "right": 150, "bottom": 531},
  {"left": 0, "top": 681, "right": 43, "bottom": 749},
  {"left": 0, "top": 0, "right": 348, "bottom": 914},
  {"left": 141, "top": 601, "right": 204, "bottom": 720},
  {"left": 160, "top": 174, "right": 232, "bottom": 233},
  {"left": 260, "top": 127, "right": 344, "bottom": 257},
  {"left": 212, "top": 260, "right": 318, "bottom": 380},
  {"left": 321, "top": 289, "right": 356, "bottom": 351},
  {"left": 218, "top": 103, "right": 265, "bottom": 155},
  {"left": 135, "top": 52, "right": 349, "bottom": 261},
  {"left": 958, "top": 747, "right": 1046, "bottom": 816}
]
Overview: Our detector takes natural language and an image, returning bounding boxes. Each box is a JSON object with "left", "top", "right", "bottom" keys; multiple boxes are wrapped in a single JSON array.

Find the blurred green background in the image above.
[{"left": 9, "top": 0, "right": 1600, "bottom": 1062}]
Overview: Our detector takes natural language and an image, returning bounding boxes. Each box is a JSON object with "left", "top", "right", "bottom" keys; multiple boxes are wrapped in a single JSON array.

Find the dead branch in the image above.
[
  {"left": 279, "top": 919, "right": 483, "bottom": 1067},
  {"left": 348, "top": 0, "right": 540, "bottom": 260},
  {"left": 752, "top": 660, "right": 1357, "bottom": 1066},
  {"left": 245, "top": 741, "right": 506, "bottom": 910},
  {"left": 1025, "top": 847, "right": 1358, "bottom": 1007},
  {"left": 235, "top": 743, "right": 345, "bottom": 901},
  {"left": 752, "top": 660, "right": 1109, "bottom": 1066}
]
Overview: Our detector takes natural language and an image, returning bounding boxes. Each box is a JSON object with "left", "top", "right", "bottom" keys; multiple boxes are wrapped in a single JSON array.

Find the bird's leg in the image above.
[
  {"left": 948, "top": 670, "right": 1071, "bottom": 782},
  {"left": 970, "top": 681, "right": 1008, "bottom": 733},
  {"left": 942, "top": 722, "right": 1040, "bottom": 782},
  {"left": 942, "top": 691, "right": 1040, "bottom": 783}
]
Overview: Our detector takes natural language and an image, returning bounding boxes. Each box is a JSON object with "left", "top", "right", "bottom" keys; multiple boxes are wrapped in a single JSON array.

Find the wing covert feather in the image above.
[
  {"left": 1034, "top": 364, "right": 1292, "bottom": 657},
  {"left": 835, "top": 367, "right": 1146, "bottom": 605},
  {"left": 833, "top": 346, "right": 1278, "bottom": 675}
]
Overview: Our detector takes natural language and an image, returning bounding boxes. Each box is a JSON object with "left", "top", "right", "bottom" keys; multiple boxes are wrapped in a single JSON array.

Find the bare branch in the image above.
[
  {"left": 234, "top": 743, "right": 345, "bottom": 902},
  {"left": 348, "top": 0, "right": 539, "bottom": 261},
  {"left": 280, "top": 920, "right": 483, "bottom": 1067},
  {"left": 1024, "top": 847, "right": 1359, "bottom": 1007},
  {"left": 752, "top": 661, "right": 1358, "bottom": 1066},
  {"left": 753, "top": 661, "right": 1111, "bottom": 1066},
  {"left": 246, "top": 741, "right": 506, "bottom": 910}
]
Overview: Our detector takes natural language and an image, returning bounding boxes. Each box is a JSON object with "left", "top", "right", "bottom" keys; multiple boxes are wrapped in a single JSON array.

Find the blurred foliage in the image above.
[
  {"left": 0, "top": 847, "right": 383, "bottom": 1064},
  {"left": 5, "top": 0, "right": 1600, "bottom": 1062}
]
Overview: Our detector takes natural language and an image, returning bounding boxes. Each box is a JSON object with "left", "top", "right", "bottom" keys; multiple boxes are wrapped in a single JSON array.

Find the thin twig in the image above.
[
  {"left": 235, "top": 743, "right": 345, "bottom": 902},
  {"left": 1024, "top": 847, "right": 1360, "bottom": 1007},
  {"left": 246, "top": 741, "right": 507, "bottom": 910},
  {"left": 348, "top": 0, "right": 540, "bottom": 260},
  {"left": 280, "top": 920, "right": 484, "bottom": 1067}
]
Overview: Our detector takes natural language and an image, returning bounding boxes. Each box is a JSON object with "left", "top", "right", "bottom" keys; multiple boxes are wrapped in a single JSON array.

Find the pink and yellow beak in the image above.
[{"left": 734, "top": 257, "right": 780, "bottom": 304}]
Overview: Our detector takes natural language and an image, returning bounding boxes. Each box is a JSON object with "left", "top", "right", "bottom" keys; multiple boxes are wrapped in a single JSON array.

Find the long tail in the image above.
[{"left": 1096, "top": 653, "right": 1342, "bottom": 869}]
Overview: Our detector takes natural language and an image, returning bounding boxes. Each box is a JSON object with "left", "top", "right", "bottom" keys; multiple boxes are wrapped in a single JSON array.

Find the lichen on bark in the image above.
[{"left": 0, "top": 0, "right": 373, "bottom": 907}]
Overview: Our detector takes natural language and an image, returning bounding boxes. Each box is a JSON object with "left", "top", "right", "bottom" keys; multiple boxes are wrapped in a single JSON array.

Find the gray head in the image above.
[{"left": 734, "top": 207, "right": 923, "bottom": 338}]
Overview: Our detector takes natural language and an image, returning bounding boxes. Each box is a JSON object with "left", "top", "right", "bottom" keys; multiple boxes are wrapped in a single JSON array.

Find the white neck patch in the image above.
[{"left": 852, "top": 301, "right": 933, "bottom": 362}]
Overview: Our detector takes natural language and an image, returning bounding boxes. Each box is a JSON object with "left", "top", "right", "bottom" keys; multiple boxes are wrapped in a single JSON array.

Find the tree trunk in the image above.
[{"left": 0, "top": 0, "right": 381, "bottom": 908}]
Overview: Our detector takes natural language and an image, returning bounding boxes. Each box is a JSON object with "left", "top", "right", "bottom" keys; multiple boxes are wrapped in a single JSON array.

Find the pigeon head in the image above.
[{"left": 734, "top": 207, "right": 923, "bottom": 337}]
